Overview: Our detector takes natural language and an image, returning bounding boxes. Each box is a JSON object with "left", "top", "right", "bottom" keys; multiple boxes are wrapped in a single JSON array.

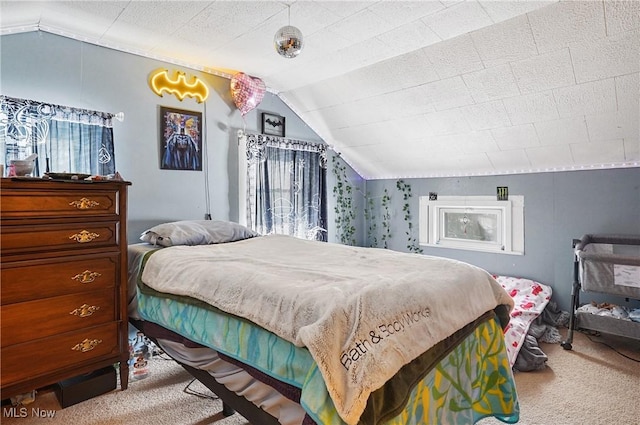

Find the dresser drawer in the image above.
[
  {"left": 1, "top": 288, "right": 116, "bottom": 346},
  {"left": 1, "top": 254, "right": 118, "bottom": 305},
  {"left": 1, "top": 221, "right": 119, "bottom": 255},
  {"left": 0, "top": 188, "right": 118, "bottom": 219},
  {"left": 1, "top": 322, "right": 120, "bottom": 388}
]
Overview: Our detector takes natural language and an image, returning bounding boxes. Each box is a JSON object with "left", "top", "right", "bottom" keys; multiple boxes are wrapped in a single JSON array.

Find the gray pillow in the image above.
[{"left": 140, "top": 220, "right": 259, "bottom": 247}]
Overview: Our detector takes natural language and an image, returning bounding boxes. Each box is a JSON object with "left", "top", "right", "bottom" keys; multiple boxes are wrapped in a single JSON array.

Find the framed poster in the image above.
[
  {"left": 261, "top": 112, "right": 285, "bottom": 137},
  {"left": 159, "top": 106, "right": 202, "bottom": 170}
]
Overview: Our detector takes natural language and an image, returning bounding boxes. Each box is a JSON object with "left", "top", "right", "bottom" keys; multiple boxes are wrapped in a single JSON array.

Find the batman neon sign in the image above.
[{"left": 148, "top": 68, "right": 209, "bottom": 103}]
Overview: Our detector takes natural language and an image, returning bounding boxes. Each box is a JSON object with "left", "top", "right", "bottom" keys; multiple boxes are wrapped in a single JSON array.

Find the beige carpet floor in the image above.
[
  {"left": 477, "top": 329, "right": 640, "bottom": 425},
  {"left": 2, "top": 329, "right": 639, "bottom": 425}
]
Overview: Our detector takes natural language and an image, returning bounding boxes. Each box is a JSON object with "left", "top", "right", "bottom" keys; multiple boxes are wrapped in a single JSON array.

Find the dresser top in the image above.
[{"left": 1, "top": 177, "right": 131, "bottom": 190}]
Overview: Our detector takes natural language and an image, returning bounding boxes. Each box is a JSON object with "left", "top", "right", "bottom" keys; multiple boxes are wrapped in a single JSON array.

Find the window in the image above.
[
  {"left": 0, "top": 95, "right": 116, "bottom": 177},
  {"left": 419, "top": 195, "right": 524, "bottom": 255},
  {"left": 238, "top": 131, "right": 328, "bottom": 241}
]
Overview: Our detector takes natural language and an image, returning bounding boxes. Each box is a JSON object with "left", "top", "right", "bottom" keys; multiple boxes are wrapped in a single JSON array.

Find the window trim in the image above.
[{"left": 419, "top": 195, "right": 524, "bottom": 255}]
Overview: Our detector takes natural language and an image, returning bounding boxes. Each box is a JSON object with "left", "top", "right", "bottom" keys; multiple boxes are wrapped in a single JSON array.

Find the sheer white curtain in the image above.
[
  {"left": 0, "top": 95, "right": 116, "bottom": 176},
  {"left": 239, "top": 131, "right": 327, "bottom": 241}
]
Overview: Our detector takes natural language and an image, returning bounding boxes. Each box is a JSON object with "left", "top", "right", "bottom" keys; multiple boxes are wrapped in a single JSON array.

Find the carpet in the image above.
[{"left": 2, "top": 329, "right": 638, "bottom": 425}]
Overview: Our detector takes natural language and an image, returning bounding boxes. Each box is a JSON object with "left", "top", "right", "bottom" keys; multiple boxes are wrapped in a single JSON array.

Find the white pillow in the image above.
[{"left": 140, "top": 220, "right": 259, "bottom": 247}]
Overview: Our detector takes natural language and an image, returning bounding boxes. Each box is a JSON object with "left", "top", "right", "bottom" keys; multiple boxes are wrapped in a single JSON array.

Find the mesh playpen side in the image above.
[{"left": 561, "top": 234, "right": 640, "bottom": 350}]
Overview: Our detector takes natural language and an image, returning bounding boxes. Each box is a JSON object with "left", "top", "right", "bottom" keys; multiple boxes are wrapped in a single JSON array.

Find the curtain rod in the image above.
[
  {"left": 1, "top": 94, "right": 125, "bottom": 123},
  {"left": 237, "top": 129, "right": 337, "bottom": 152}
]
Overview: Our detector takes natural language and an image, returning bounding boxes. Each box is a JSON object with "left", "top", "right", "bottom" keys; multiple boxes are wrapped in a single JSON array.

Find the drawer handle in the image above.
[
  {"left": 71, "top": 338, "right": 103, "bottom": 353},
  {"left": 70, "top": 304, "right": 101, "bottom": 318},
  {"left": 69, "top": 198, "right": 100, "bottom": 210},
  {"left": 69, "top": 230, "right": 100, "bottom": 243},
  {"left": 72, "top": 270, "right": 102, "bottom": 284}
]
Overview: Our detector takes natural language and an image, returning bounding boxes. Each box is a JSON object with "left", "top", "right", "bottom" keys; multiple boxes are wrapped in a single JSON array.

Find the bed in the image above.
[{"left": 127, "top": 220, "right": 520, "bottom": 425}]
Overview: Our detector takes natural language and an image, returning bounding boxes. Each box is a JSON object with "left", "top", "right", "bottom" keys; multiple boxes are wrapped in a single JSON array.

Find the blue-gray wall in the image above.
[{"left": 365, "top": 169, "right": 640, "bottom": 310}]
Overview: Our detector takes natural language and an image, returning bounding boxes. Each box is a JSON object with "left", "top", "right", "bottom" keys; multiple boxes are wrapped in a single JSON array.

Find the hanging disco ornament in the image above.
[{"left": 274, "top": 5, "right": 303, "bottom": 58}]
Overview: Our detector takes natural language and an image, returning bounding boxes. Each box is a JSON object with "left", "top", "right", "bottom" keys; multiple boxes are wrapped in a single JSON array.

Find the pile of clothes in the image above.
[{"left": 514, "top": 301, "right": 570, "bottom": 372}]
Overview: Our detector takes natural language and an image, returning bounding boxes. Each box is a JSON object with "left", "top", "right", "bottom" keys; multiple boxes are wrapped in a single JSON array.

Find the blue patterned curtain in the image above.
[
  {"left": 245, "top": 133, "right": 327, "bottom": 241},
  {"left": 0, "top": 95, "right": 116, "bottom": 176}
]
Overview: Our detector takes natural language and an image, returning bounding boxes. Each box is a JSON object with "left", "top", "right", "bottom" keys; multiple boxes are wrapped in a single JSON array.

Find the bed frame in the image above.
[
  {"left": 130, "top": 318, "right": 281, "bottom": 425},
  {"left": 178, "top": 359, "right": 280, "bottom": 424}
]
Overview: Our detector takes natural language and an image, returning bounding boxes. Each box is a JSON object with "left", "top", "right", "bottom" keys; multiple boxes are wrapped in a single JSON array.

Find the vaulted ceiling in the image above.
[{"left": 1, "top": 1, "right": 638, "bottom": 179}]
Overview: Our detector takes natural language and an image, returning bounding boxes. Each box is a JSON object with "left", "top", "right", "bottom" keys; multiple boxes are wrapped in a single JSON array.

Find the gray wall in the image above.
[
  {"left": 0, "top": 31, "right": 332, "bottom": 242},
  {"left": 365, "top": 168, "right": 640, "bottom": 311}
]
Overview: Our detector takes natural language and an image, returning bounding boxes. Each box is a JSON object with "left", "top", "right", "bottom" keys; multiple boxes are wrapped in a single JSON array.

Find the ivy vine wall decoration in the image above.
[
  {"left": 363, "top": 188, "right": 391, "bottom": 249},
  {"left": 396, "top": 180, "right": 423, "bottom": 253},
  {"left": 331, "top": 156, "right": 357, "bottom": 245},
  {"left": 364, "top": 192, "right": 378, "bottom": 247},
  {"left": 380, "top": 188, "right": 392, "bottom": 249},
  {"left": 331, "top": 156, "right": 422, "bottom": 254}
]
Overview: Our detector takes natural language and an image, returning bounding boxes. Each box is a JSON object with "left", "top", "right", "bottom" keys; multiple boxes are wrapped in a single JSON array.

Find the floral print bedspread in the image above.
[{"left": 494, "top": 275, "right": 552, "bottom": 367}]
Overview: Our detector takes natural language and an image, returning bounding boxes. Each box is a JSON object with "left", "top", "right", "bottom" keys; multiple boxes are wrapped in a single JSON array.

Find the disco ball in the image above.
[{"left": 274, "top": 25, "right": 304, "bottom": 58}]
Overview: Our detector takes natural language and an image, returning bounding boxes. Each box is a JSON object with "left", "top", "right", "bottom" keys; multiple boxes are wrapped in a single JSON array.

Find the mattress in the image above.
[
  {"left": 128, "top": 243, "right": 306, "bottom": 425},
  {"left": 128, "top": 242, "right": 520, "bottom": 425}
]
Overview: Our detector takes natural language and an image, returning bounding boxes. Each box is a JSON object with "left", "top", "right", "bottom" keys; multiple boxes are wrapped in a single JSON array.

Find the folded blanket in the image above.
[
  {"left": 140, "top": 235, "right": 513, "bottom": 425},
  {"left": 494, "top": 275, "right": 553, "bottom": 366}
]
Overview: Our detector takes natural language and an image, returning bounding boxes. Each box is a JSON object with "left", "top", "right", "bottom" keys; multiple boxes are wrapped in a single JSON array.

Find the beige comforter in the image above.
[{"left": 140, "top": 234, "right": 513, "bottom": 425}]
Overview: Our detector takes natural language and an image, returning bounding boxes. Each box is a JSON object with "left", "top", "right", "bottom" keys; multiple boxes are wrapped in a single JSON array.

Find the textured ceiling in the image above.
[{"left": 1, "top": 0, "right": 638, "bottom": 179}]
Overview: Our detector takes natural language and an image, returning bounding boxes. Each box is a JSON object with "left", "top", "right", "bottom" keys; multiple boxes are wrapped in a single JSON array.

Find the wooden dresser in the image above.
[{"left": 1, "top": 178, "right": 131, "bottom": 400}]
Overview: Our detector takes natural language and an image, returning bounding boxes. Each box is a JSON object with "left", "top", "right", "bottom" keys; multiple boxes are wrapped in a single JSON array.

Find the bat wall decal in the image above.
[
  {"left": 148, "top": 68, "right": 209, "bottom": 103},
  {"left": 265, "top": 118, "right": 283, "bottom": 128}
]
